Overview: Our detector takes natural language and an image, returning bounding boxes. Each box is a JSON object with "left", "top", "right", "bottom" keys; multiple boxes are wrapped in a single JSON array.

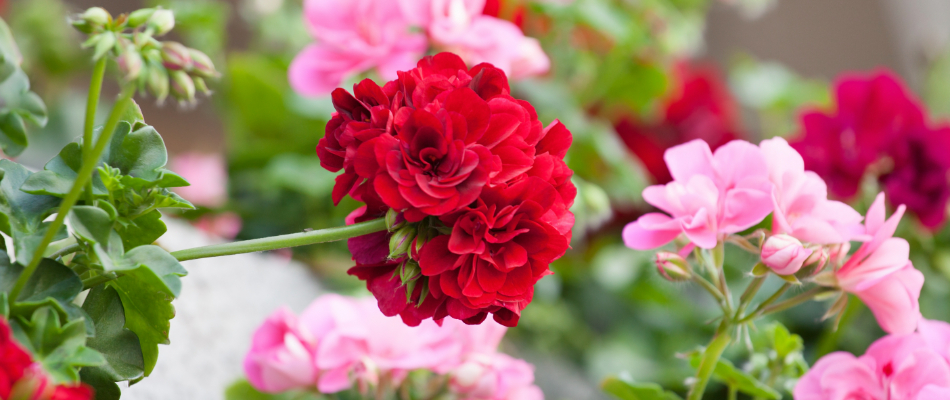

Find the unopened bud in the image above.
[
  {"left": 193, "top": 77, "right": 210, "bottom": 96},
  {"left": 85, "top": 32, "right": 117, "bottom": 60},
  {"left": 147, "top": 65, "right": 170, "bottom": 103},
  {"left": 400, "top": 260, "right": 421, "bottom": 284},
  {"left": 761, "top": 234, "right": 812, "bottom": 276},
  {"left": 147, "top": 9, "right": 176, "bottom": 36},
  {"left": 655, "top": 252, "right": 691, "bottom": 281},
  {"left": 169, "top": 70, "right": 195, "bottom": 103},
  {"left": 795, "top": 246, "right": 828, "bottom": 277},
  {"left": 81, "top": 7, "right": 111, "bottom": 28},
  {"left": 188, "top": 48, "right": 219, "bottom": 78},
  {"left": 128, "top": 8, "right": 156, "bottom": 28},
  {"left": 161, "top": 42, "right": 193, "bottom": 71},
  {"left": 385, "top": 208, "right": 401, "bottom": 232},
  {"left": 118, "top": 47, "right": 143, "bottom": 81},
  {"left": 827, "top": 243, "right": 851, "bottom": 268},
  {"left": 388, "top": 225, "right": 416, "bottom": 259},
  {"left": 452, "top": 360, "right": 488, "bottom": 392}
]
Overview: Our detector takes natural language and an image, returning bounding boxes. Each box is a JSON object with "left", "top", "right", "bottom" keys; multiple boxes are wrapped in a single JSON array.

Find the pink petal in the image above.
[
  {"left": 890, "top": 351, "right": 950, "bottom": 400},
  {"left": 663, "top": 139, "right": 716, "bottom": 183},
  {"left": 622, "top": 213, "right": 681, "bottom": 250},
  {"left": 853, "top": 265, "right": 924, "bottom": 335}
]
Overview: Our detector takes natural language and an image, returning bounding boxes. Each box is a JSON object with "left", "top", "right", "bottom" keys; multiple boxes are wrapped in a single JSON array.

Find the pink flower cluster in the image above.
[
  {"left": 243, "top": 294, "right": 542, "bottom": 399},
  {"left": 796, "top": 318, "right": 950, "bottom": 399},
  {"left": 289, "top": 0, "right": 550, "bottom": 96},
  {"left": 623, "top": 137, "right": 924, "bottom": 335},
  {"left": 791, "top": 71, "right": 950, "bottom": 230}
]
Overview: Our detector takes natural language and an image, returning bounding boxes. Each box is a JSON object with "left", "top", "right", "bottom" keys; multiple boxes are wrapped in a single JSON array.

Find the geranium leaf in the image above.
[
  {"left": 80, "top": 367, "right": 122, "bottom": 400},
  {"left": 602, "top": 377, "right": 683, "bottom": 400},
  {"left": 116, "top": 209, "right": 167, "bottom": 250},
  {"left": 10, "top": 306, "right": 105, "bottom": 383},
  {"left": 107, "top": 245, "right": 187, "bottom": 376},
  {"left": 82, "top": 285, "right": 145, "bottom": 382},
  {"left": 0, "top": 160, "right": 64, "bottom": 266},
  {"left": 688, "top": 351, "right": 781, "bottom": 399}
]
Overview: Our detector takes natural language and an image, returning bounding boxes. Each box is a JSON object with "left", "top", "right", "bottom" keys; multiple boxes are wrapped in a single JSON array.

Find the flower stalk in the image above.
[{"left": 688, "top": 325, "right": 732, "bottom": 400}]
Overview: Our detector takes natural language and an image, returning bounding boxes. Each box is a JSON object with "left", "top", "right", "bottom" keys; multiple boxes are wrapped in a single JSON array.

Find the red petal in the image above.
[
  {"left": 537, "top": 120, "right": 572, "bottom": 158},
  {"left": 420, "top": 236, "right": 461, "bottom": 276}
]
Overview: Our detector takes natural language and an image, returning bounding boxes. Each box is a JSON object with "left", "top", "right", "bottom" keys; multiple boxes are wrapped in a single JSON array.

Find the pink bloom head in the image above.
[
  {"left": 835, "top": 193, "right": 923, "bottom": 334},
  {"left": 623, "top": 139, "right": 773, "bottom": 250},
  {"left": 243, "top": 307, "right": 318, "bottom": 393},
  {"left": 759, "top": 137, "right": 864, "bottom": 244},
  {"left": 795, "top": 330, "right": 950, "bottom": 399},
  {"left": 169, "top": 152, "right": 228, "bottom": 208},
  {"left": 450, "top": 353, "right": 543, "bottom": 400},
  {"left": 289, "top": 0, "right": 427, "bottom": 96},
  {"left": 761, "top": 234, "right": 812, "bottom": 276}
]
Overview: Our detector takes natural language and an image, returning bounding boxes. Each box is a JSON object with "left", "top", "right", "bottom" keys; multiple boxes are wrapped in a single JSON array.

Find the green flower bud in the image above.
[
  {"left": 85, "top": 32, "right": 116, "bottom": 60},
  {"left": 385, "top": 208, "right": 402, "bottom": 232},
  {"left": 169, "top": 70, "right": 196, "bottom": 103},
  {"left": 187, "top": 48, "right": 219, "bottom": 78},
  {"left": 117, "top": 47, "right": 143, "bottom": 81},
  {"left": 161, "top": 42, "right": 193, "bottom": 71},
  {"left": 400, "top": 260, "right": 421, "bottom": 284},
  {"left": 128, "top": 8, "right": 156, "bottom": 28},
  {"left": 655, "top": 251, "right": 692, "bottom": 282},
  {"left": 147, "top": 65, "right": 170, "bottom": 104},
  {"left": 147, "top": 9, "right": 176, "bottom": 36},
  {"left": 82, "top": 7, "right": 111, "bottom": 28},
  {"left": 193, "top": 77, "right": 210, "bottom": 96},
  {"left": 388, "top": 225, "right": 416, "bottom": 259}
]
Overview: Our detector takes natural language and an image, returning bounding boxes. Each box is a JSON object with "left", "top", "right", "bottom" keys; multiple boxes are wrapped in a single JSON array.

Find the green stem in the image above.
[
  {"left": 693, "top": 274, "right": 728, "bottom": 313},
  {"left": 8, "top": 86, "right": 135, "bottom": 303},
  {"left": 754, "top": 286, "right": 833, "bottom": 319},
  {"left": 82, "top": 272, "right": 118, "bottom": 290},
  {"left": 170, "top": 218, "right": 388, "bottom": 261},
  {"left": 740, "top": 283, "right": 790, "bottom": 323},
  {"left": 728, "top": 385, "right": 738, "bottom": 400},
  {"left": 688, "top": 328, "right": 732, "bottom": 400},
  {"left": 735, "top": 274, "right": 766, "bottom": 320},
  {"left": 83, "top": 57, "right": 108, "bottom": 204},
  {"left": 49, "top": 243, "right": 81, "bottom": 260}
]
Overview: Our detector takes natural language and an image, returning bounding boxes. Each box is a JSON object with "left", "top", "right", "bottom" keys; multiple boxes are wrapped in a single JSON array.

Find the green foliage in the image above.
[
  {"left": 9, "top": 306, "right": 105, "bottom": 383},
  {"left": 81, "top": 286, "right": 146, "bottom": 383},
  {"left": 687, "top": 350, "right": 782, "bottom": 399},
  {"left": 0, "top": 18, "right": 48, "bottom": 157},
  {"left": 602, "top": 376, "right": 683, "bottom": 400},
  {"left": 0, "top": 160, "right": 64, "bottom": 265}
]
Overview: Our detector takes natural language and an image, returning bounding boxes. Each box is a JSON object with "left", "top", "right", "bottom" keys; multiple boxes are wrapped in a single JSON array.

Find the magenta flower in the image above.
[
  {"left": 880, "top": 126, "right": 950, "bottom": 229},
  {"left": 760, "top": 137, "right": 864, "bottom": 244},
  {"left": 835, "top": 193, "right": 924, "bottom": 334},
  {"left": 289, "top": 0, "right": 427, "bottom": 96},
  {"left": 794, "top": 328, "right": 950, "bottom": 399},
  {"left": 622, "top": 139, "right": 773, "bottom": 250},
  {"left": 791, "top": 71, "right": 926, "bottom": 200}
]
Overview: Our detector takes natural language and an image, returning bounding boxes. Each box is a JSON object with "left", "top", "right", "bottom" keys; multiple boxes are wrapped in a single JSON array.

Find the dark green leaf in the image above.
[
  {"left": 0, "top": 111, "right": 26, "bottom": 155},
  {"left": 117, "top": 209, "right": 166, "bottom": 249},
  {"left": 82, "top": 286, "right": 145, "bottom": 381},
  {"left": 0, "top": 292, "right": 7, "bottom": 318},
  {"left": 69, "top": 205, "right": 114, "bottom": 246},
  {"left": 0, "top": 17, "right": 20, "bottom": 81},
  {"left": 80, "top": 367, "right": 122, "bottom": 400},
  {"left": 688, "top": 351, "right": 781, "bottom": 399},
  {"left": 1, "top": 257, "right": 81, "bottom": 314},
  {"left": 0, "top": 160, "right": 64, "bottom": 265},
  {"left": 11, "top": 306, "right": 105, "bottom": 382},
  {"left": 602, "top": 377, "right": 683, "bottom": 400}
]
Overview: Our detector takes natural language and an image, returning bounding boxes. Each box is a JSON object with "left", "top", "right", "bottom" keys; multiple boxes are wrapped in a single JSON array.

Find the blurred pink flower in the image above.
[
  {"left": 450, "top": 353, "right": 544, "bottom": 400},
  {"left": 169, "top": 152, "right": 228, "bottom": 208},
  {"left": 759, "top": 137, "right": 864, "bottom": 244},
  {"left": 760, "top": 234, "right": 812, "bottom": 275},
  {"left": 192, "top": 212, "right": 242, "bottom": 240},
  {"left": 399, "top": 0, "right": 549, "bottom": 78},
  {"left": 835, "top": 193, "right": 923, "bottom": 334},
  {"left": 289, "top": 0, "right": 427, "bottom": 96},
  {"left": 795, "top": 327, "right": 950, "bottom": 399},
  {"left": 243, "top": 307, "right": 318, "bottom": 393},
  {"left": 622, "top": 139, "right": 773, "bottom": 250}
]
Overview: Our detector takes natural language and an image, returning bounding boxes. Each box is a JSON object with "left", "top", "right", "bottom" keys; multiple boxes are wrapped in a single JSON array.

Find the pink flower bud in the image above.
[
  {"left": 655, "top": 251, "right": 691, "bottom": 281},
  {"left": 188, "top": 48, "right": 219, "bottom": 78},
  {"left": 761, "top": 234, "right": 813, "bottom": 275},
  {"left": 161, "top": 42, "right": 193, "bottom": 71}
]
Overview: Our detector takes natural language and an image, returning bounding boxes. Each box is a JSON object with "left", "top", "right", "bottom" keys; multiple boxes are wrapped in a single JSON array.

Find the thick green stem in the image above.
[
  {"left": 688, "top": 328, "right": 732, "bottom": 400},
  {"left": 8, "top": 86, "right": 135, "bottom": 303},
  {"left": 82, "top": 272, "right": 118, "bottom": 290},
  {"left": 83, "top": 58, "right": 107, "bottom": 204},
  {"left": 171, "top": 218, "right": 388, "bottom": 261}
]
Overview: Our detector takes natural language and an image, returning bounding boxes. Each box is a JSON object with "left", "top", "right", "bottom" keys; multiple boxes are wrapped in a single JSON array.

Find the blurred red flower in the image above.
[
  {"left": 0, "top": 318, "right": 94, "bottom": 400},
  {"left": 0, "top": 318, "right": 32, "bottom": 399},
  {"left": 615, "top": 62, "right": 742, "bottom": 184}
]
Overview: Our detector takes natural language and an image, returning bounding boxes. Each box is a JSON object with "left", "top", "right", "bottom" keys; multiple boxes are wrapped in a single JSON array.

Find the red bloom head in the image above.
[
  {"left": 880, "top": 126, "right": 950, "bottom": 229},
  {"left": 791, "top": 71, "right": 926, "bottom": 199},
  {"left": 334, "top": 53, "right": 575, "bottom": 327},
  {"left": 615, "top": 62, "right": 742, "bottom": 184},
  {"left": 0, "top": 318, "right": 94, "bottom": 400},
  {"left": 1, "top": 318, "right": 32, "bottom": 399}
]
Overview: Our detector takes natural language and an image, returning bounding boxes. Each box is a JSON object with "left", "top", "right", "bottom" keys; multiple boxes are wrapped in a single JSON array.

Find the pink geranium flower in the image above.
[
  {"left": 169, "top": 152, "right": 228, "bottom": 208},
  {"left": 835, "top": 193, "right": 924, "bottom": 334},
  {"left": 243, "top": 308, "right": 319, "bottom": 393},
  {"left": 450, "top": 353, "right": 544, "bottom": 400},
  {"left": 622, "top": 139, "right": 773, "bottom": 249},
  {"left": 795, "top": 323, "right": 950, "bottom": 399},
  {"left": 759, "top": 137, "right": 863, "bottom": 244},
  {"left": 289, "top": 0, "right": 427, "bottom": 96}
]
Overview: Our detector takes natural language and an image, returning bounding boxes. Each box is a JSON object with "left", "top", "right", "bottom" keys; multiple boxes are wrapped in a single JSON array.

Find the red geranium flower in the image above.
[
  {"left": 419, "top": 177, "right": 570, "bottom": 326},
  {"left": 1, "top": 318, "right": 32, "bottom": 399},
  {"left": 0, "top": 318, "right": 94, "bottom": 400},
  {"left": 879, "top": 126, "right": 950, "bottom": 229},
  {"left": 615, "top": 62, "right": 742, "bottom": 184}
]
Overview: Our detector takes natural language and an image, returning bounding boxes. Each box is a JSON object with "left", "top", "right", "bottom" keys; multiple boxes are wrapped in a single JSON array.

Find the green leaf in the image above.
[
  {"left": 602, "top": 377, "right": 683, "bottom": 400},
  {"left": 80, "top": 367, "right": 122, "bottom": 400},
  {"left": 688, "top": 351, "right": 781, "bottom": 399},
  {"left": 69, "top": 205, "right": 114, "bottom": 246},
  {"left": 82, "top": 286, "right": 145, "bottom": 381},
  {"left": 107, "top": 245, "right": 187, "bottom": 376},
  {"left": 116, "top": 209, "right": 167, "bottom": 249},
  {"left": 0, "top": 159, "right": 64, "bottom": 266},
  {"left": 225, "top": 379, "right": 325, "bottom": 400},
  {"left": 1, "top": 292, "right": 7, "bottom": 318},
  {"left": 11, "top": 306, "right": 105, "bottom": 383},
  {"left": 769, "top": 322, "right": 803, "bottom": 361}
]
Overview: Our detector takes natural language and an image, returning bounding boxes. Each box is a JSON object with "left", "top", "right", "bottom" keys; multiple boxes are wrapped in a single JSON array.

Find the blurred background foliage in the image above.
[{"left": 5, "top": 0, "right": 950, "bottom": 398}]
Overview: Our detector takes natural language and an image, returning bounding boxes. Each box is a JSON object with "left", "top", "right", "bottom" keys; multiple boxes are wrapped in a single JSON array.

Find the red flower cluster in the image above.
[
  {"left": 0, "top": 318, "right": 93, "bottom": 400},
  {"left": 318, "top": 53, "right": 574, "bottom": 327},
  {"left": 615, "top": 62, "right": 742, "bottom": 184},
  {"left": 791, "top": 71, "right": 950, "bottom": 229}
]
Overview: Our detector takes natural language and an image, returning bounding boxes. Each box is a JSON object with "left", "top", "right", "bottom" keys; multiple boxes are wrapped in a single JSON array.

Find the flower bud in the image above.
[
  {"left": 385, "top": 208, "right": 401, "bottom": 232},
  {"left": 169, "top": 70, "right": 196, "bottom": 103},
  {"left": 147, "top": 65, "right": 170, "bottom": 103},
  {"left": 388, "top": 225, "right": 416, "bottom": 259},
  {"left": 827, "top": 243, "right": 851, "bottom": 268},
  {"left": 761, "top": 234, "right": 813, "bottom": 276},
  {"left": 81, "top": 7, "right": 111, "bottom": 28},
  {"left": 399, "top": 260, "right": 421, "bottom": 284},
  {"left": 188, "top": 48, "right": 219, "bottom": 78},
  {"left": 161, "top": 42, "right": 193, "bottom": 71},
  {"left": 795, "top": 246, "right": 829, "bottom": 277},
  {"left": 193, "top": 77, "right": 211, "bottom": 96},
  {"left": 128, "top": 8, "right": 156, "bottom": 28},
  {"left": 655, "top": 251, "right": 691, "bottom": 281},
  {"left": 117, "top": 47, "right": 144, "bottom": 81},
  {"left": 147, "top": 9, "right": 176, "bottom": 36},
  {"left": 85, "top": 32, "right": 117, "bottom": 60}
]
